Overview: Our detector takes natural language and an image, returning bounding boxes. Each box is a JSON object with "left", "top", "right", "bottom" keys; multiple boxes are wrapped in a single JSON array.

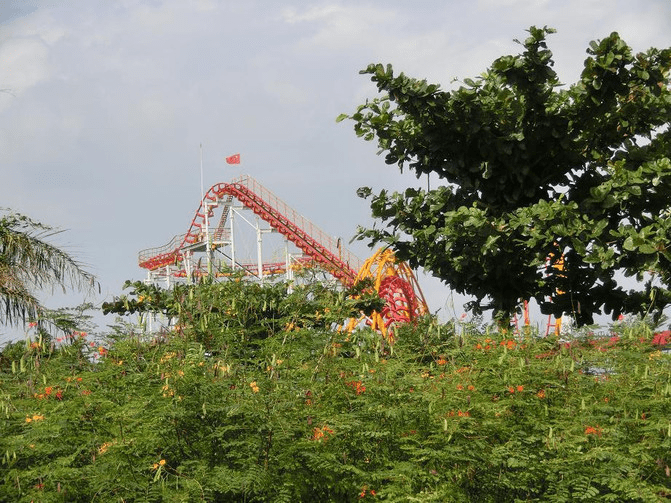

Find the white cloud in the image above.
[
  {"left": 282, "top": 3, "right": 400, "bottom": 51},
  {"left": 0, "top": 37, "right": 50, "bottom": 110}
]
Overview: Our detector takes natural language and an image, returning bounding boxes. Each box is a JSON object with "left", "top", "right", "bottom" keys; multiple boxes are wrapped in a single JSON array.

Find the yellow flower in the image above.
[
  {"left": 98, "top": 441, "right": 114, "bottom": 454},
  {"left": 159, "top": 459, "right": 166, "bottom": 466},
  {"left": 250, "top": 381, "right": 260, "bottom": 393}
]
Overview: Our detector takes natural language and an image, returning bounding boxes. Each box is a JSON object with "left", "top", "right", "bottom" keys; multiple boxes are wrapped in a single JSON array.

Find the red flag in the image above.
[{"left": 226, "top": 153, "right": 240, "bottom": 164}]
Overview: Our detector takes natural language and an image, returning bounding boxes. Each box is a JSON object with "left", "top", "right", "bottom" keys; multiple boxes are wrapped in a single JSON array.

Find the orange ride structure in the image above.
[
  {"left": 137, "top": 175, "right": 428, "bottom": 337},
  {"left": 345, "top": 248, "right": 429, "bottom": 341}
]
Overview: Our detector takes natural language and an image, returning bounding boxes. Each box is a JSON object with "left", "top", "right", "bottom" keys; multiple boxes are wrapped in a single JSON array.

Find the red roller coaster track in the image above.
[{"left": 138, "top": 175, "right": 363, "bottom": 285}]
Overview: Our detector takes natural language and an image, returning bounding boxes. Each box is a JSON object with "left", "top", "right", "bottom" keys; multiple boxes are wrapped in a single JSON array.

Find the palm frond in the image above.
[{"left": 0, "top": 211, "right": 98, "bottom": 327}]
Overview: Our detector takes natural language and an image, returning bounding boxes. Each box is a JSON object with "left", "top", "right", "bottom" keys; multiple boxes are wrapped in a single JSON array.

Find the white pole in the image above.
[
  {"left": 285, "top": 239, "right": 290, "bottom": 282},
  {"left": 257, "top": 218, "right": 263, "bottom": 284},
  {"left": 185, "top": 251, "right": 192, "bottom": 284},
  {"left": 204, "top": 202, "right": 211, "bottom": 276},
  {"left": 147, "top": 270, "right": 153, "bottom": 334},
  {"left": 200, "top": 144, "right": 204, "bottom": 203},
  {"left": 230, "top": 208, "right": 235, "bottom": 270}
]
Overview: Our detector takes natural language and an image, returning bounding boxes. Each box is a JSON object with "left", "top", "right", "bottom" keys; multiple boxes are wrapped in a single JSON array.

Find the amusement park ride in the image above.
[{"left": 137, "top": 175, "right": 429, "bottom": 337}]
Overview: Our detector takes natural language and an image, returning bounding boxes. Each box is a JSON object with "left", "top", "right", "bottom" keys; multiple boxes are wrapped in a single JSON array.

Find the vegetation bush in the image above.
[{"left": 1, "top": 279, "right": 670, "bottom": 502}]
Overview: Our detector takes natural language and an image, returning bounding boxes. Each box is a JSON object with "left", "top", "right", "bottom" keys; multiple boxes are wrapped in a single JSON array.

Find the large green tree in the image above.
[
  {"left": 0, "top": 210, "right": 97, "bottom": 327},
  {"left": 340, "top": 27, "right": 671, "bottom": 325}
]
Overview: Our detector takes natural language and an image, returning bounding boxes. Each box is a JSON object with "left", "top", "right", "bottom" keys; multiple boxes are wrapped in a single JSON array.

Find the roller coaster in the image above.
[{"left": 138, "top": 175, "right": 428, "bottom": 337}]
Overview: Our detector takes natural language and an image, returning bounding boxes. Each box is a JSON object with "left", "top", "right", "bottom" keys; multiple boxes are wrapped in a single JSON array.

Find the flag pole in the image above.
[{"left": 199, "top": 143, "right": 204, "bottom": 203}]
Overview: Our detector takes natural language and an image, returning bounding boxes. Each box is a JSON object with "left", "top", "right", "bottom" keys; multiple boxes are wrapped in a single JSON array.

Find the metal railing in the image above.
[{"left": 232, "top": 175, "right": 363, "bottom": 273}]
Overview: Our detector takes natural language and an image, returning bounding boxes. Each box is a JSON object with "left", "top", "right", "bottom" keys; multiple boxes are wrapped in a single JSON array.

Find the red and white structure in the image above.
[
  {"left": 138, "top": 174, "right": 428, "bottom": 339},
  {"left": 138, "top": 175, "right": 362, "bottom": 287}
]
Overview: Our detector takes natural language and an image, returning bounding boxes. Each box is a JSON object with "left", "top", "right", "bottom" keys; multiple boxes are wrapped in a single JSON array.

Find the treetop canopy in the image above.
[{"left": 340, "top": 26, "right": 671, "bottom": 325}]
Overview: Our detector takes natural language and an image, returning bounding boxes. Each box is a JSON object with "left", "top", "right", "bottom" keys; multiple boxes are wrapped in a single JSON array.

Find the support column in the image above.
[
  {"left": 204, "top": 202, "right": 213, "bottom": 276},
  {"left": 230, "top": 208, "right": 236, "bottom": 270},
  {"left": 257, "top": 218, "right": 264, "bottom": 284},
  {"left": 184, "top": 251, "right": 192, "bottom": 284}
]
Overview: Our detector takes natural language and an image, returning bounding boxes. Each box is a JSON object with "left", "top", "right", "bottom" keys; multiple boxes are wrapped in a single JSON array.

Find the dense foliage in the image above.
[
  {"left": 339, "top": 27, "right": 671, "bottom": 325},
  {"left": 2, "top": 279, "right": 671, "bottom": 501}
]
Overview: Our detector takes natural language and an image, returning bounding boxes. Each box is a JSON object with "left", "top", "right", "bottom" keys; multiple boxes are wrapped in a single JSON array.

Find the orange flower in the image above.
[
  {"left": 536, "top": 389, "right": 546, "bottom": 399},
  {"left": 516, "top": 385, "right": 524, "bottom": 392},
  {"left": 359, "top": 486, "right": 376, "bottom": 498},
  {"left": 346, "top": 380, "right": 366, "bottom": 395},
  {"left": 585, "top": 425, "right": 602, "bottom": 436},
  {"left": 456, "top": 384, "right": 464, "bottom": 391},
  {"left": 508, "top": 386, "right": 515, "bottom": 394},
  {"left": 467, "top": 385, "right": 475, "bottom": 391},
  {"left": 312, "top": 425, "right": 334, "bottom": 442}
]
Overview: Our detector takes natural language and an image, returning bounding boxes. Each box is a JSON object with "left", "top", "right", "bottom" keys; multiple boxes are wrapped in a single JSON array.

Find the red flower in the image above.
[{"left": 652, "top": 330, "right": 670, "bottom": 346}]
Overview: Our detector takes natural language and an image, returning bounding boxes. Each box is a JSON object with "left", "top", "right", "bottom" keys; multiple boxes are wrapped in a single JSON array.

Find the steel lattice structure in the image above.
[{"left": 138, "top": 175, "right": 362, "bottom": 285}]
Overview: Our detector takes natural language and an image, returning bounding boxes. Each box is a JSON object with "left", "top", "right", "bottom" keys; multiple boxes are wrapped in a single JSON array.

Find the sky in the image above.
[{"left": 1, "top": 0, "right": 670, "bottom": 342}]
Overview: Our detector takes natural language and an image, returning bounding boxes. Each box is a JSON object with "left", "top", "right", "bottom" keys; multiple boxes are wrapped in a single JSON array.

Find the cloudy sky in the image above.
[{"left": 1, "top": 0, "right": 670, "bottom": 340}]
